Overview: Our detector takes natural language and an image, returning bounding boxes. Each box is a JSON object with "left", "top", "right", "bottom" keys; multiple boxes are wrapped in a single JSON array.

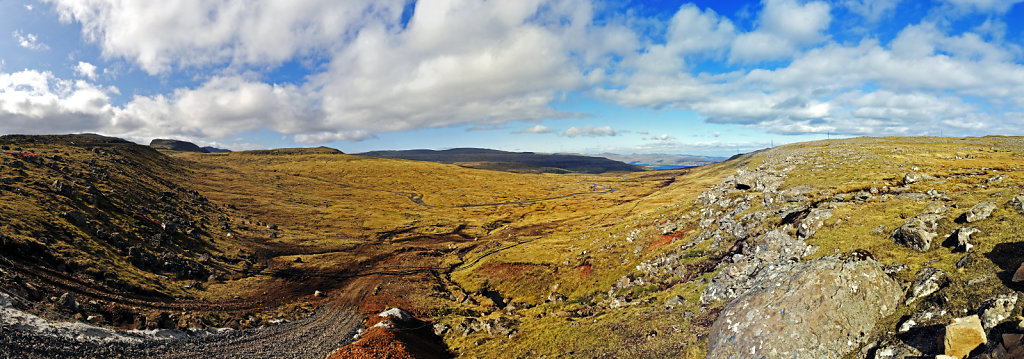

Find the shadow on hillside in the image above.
[{"left": 984, "top": 241, "right": 1024, "bottom": 287}]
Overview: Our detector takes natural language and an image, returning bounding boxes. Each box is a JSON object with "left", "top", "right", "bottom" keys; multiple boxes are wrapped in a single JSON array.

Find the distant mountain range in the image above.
[
  {"left": 598, "top": 153, "right": 726, "bottom": 169},
  {"left": 355, "top": 148, "right": 645, "bottom": 174}
]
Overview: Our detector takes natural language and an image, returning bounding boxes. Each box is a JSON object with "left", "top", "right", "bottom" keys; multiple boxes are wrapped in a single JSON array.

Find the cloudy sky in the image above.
[{"left": 1, "top": 0, "right": 1022, "bottom": 156}]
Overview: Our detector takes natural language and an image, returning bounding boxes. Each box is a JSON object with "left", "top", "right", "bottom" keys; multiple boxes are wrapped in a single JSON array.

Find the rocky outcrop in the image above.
[
  {"left": 707, "top": 256, "right": 903, "bottom": 358},
  {"left": 892, "top": 214, "right": 944, "bottom": 251}
]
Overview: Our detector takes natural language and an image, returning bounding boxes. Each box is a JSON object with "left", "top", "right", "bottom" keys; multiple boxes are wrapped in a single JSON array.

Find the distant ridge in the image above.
[
  {"left": 149, "top": 139, "right": 208, "bottom": 153},
  {"left": 201, "top": 146, "right": 231, "bottom": 153},
  {"left": 599, "top": 153, "right": 725, "bottom": 169},
  {"left": 356, "top": 148, "right": 644, "bottom": 174}
]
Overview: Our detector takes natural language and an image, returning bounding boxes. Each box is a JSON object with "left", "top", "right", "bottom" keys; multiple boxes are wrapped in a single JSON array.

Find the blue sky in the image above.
[{"left": 1, "top": 0, "right": 1023, "bottom": 156}]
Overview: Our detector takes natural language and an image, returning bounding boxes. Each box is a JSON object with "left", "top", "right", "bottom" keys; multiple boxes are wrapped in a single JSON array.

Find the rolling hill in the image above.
[
  {"left": 5, "top": 135, "right": 1024, "bottom": 358},
  {"left": 355, "top": 148, "right": 646, "bottom": 174}
]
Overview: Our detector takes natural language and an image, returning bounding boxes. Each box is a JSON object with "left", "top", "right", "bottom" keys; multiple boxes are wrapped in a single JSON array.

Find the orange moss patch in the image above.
[
  {"left": 645, "top": 231, "right": 687, "bottom": 254},
  {"left": 577, "top": 263, "right": 592, "bottom": 278}
]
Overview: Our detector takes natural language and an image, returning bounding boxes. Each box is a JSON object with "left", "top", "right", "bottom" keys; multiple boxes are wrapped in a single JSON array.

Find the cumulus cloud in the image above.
[
  {"left": 0, "top": 70, "right": 113, "bottom": 134},
  {"left": 729, "top": 0, "right": 832, "bottom": 63},
  {"left": 514, "top": 125, "right": 552, "bottom": 134},
  {"left": 75, "top": 62, "right": 98, "bottom": 80},
  {"left": 12, "top": 30, "right": 48, "bottom": 50},
  {"left": 563, "top": 125, "right": 625, "bottom": 137},
  {"left": 44, "top": 0, "right": 408, "bottom": 74}
]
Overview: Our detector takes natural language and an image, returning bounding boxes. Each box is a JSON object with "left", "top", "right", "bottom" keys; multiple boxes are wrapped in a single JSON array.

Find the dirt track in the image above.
[{"left": 0, "top": 305, "right": 360, "bottom": 359}]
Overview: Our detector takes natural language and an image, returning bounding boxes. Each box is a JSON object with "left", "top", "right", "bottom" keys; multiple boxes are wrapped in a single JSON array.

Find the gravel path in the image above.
[{"left": 0, "top": 306, "right": 360, "bottom": 359}]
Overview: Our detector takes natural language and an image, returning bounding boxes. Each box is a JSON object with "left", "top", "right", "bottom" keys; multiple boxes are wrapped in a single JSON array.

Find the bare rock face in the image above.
[
  {"left": 942, "top": 315, "right": 986, "bottom": 358},
  {"left": 892, "top": 214, "right": 944, "bottom": 251},
  {"left": 707, "top": 256, "right": 903, "bottom": 359}
]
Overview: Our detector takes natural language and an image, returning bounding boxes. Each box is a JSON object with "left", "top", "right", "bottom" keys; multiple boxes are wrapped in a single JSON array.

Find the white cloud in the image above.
[
  {"left": 12, "top": 30, "right": 48, "bottom": 50},
  {"left": 940, "top": 0, "right": 1024, "bottom": 13},
  {"left": 0, "top": 70, "right": 113, "bottom": 134},
  {"left": 40, "top": 0, "right": 600, "bottom": 144},
  {"left": 44, "top": 0, "right": 408, "bottom": 74},
  {"left": 24, "top": 4, "right": 33, "bottom": 11},
  {"left": 841, "top": 0, "right": 900, "bottom": 22},
  {"left": 729, "top": 0, "right": 832, "bottom": 63},
  {"left": 75, "top": 61, "right": 98, "bottom": 80},
  {"left": 514, "top": 125, "right": 552, "bottom": 134},
  {"left": 563, "top": 125, "right": 625, "bottom": 137}
]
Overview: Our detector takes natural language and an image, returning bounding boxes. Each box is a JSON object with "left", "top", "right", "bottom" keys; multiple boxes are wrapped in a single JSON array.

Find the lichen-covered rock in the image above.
[
  {"left": 980, "top": 294, "right": 1018, "bottom": 329},
  {"left": 797, "top": 208, "right": 833, "bottom": 239},
  {"left": 943, "top": 315, "right": 986, "bottom": 358},
  {"left": 962, "top": 202, "right": 996, "bottom": 223},
  {"left": 953, "top": 227, "right": 979, "bottom": 252},
  {"left": 908, "top": 267, "right": 949, "bottom": 302},
  {"left": 707, "top": 256, "right": 903, "bottom": 359},
  {"left": 700, "top": 229, "right": 816, "bottom": 304},
  {"left": 872, "top": 340, "right": 922, "bottom": 359},
  {"left": 892, "top": 214, "right": 944, "bottom": 251}
]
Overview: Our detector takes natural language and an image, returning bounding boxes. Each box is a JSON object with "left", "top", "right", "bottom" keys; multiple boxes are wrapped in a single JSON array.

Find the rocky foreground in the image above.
[{"left": 595, "top": 137, "right": 1024, "bottom": 358}]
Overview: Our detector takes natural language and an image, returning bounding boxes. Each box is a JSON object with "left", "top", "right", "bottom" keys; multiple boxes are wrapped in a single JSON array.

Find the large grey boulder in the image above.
[
  {"left": 892, "top": 214, "right": 944, "bottom": 251},
  {"left": 707, "top": 256, "right": 903, "bottom": 358}
]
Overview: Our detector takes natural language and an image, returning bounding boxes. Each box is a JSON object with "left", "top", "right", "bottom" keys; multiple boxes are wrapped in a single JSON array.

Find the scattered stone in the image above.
[
  {"left": 872, "top": 340, "right": 922, "bottom": 359},
  {"left": 908, "top": 268, "right": 948, "bottom": 302},
  {"left": 58, "top": 293, "right": 80, "bottom": 313},
  {"left": 433, "top": 322, "right": 450, "bottom": 337},
  {"left": 980, "top": 294, "right": 1018, "bottom": 329},
  {"left": 707, "top": 256, "right": 903, "bottom": 358},
  {"left": 952, "top": 227, "right": 980, "bottom": 252},
  {"left": 377, "top": 308, "right": 412, "bottom": 322},
  {"left": 898, "top": 306, "right": 950, "bottom": 333},
  {"left": 882, "top": 263, "right": 908, "bottom": 276},
  {"left": 988, "top": 175, "right": 1005, "bottom": 183},
  {"left": 892, "top": 214, "right": 944, "bottom": 251},
  {"left": 1014, "top": 263, "right": 1024, "bottom": 283},
  {"left": 797, "top": 208, "right": 833, "bottom": 239},
  {"left": 313, "top": 290, "right": 323, "bottom": 298},
  {"left": 962, "top": 202, "right": 996, "bottom": 223},
  {"left": 659, "top": 221, "right": 678, "bottom": 235},
  {"left": 942, "top": 315, "right": 986, "bottom": 359},
  {"left": 663, "top": 296, "right": 685, "bottom": 307},
  {"left": 904, "top": 172, "right": 935, "bottom": 185},
  {"left": 1013, "top": 195, "right": 1024, "bottom": 211},
  {"left": 51, "top": 180, "right": 72, "bottom": 196}
]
